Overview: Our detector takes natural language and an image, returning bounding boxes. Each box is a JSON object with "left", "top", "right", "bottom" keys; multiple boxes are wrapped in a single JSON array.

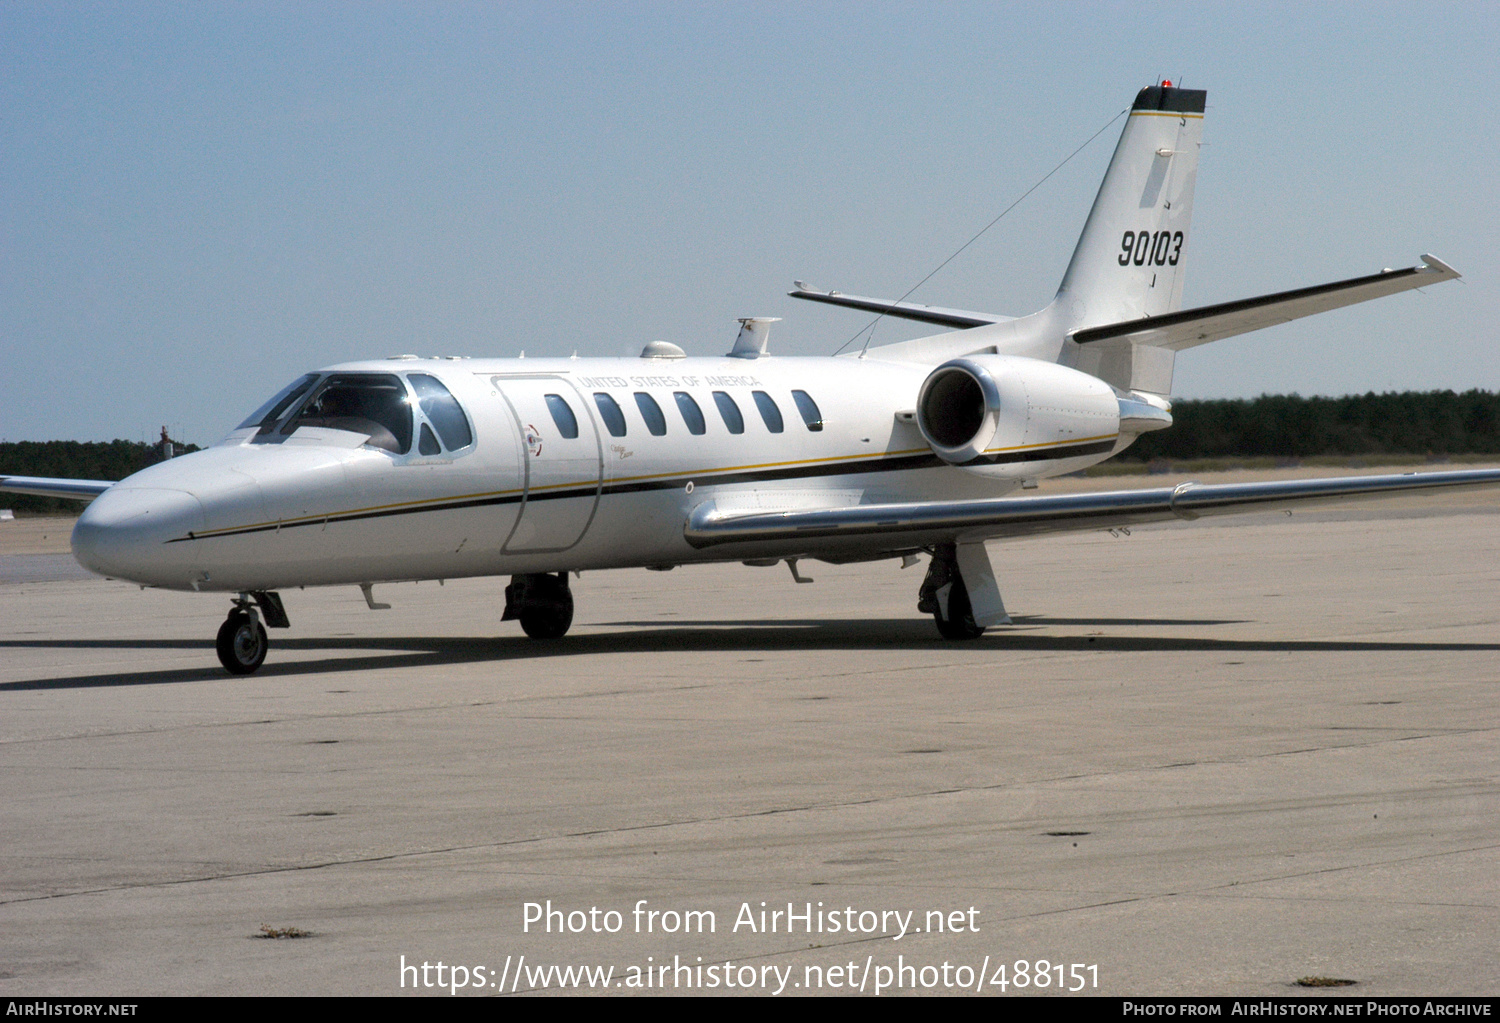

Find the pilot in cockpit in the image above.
[{"left": 291, "top": 377, "right": 411, "bottom": 454}]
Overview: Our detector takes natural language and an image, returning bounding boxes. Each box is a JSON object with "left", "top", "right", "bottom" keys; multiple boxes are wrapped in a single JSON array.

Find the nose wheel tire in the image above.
[{"left": 217, "top": 611, "right": 269, "bottom": 674}]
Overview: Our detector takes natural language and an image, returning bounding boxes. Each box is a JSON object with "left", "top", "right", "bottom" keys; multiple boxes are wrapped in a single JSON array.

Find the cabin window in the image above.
[
  {"left": 792, "top": 390, "right": 824, "bottom": 432},
  {"left": 674, "top": 392, "right": 706, "bottom": 436},
  {"left": 408, "top": 374, "right": 473, "bottom": 450},
  {"left": 594, "top": 393, "right": 627, "bottom": 437},
  {"left": 712, "top": 392, "right": 745, "bottom": 435},
  {"left": 544, "top": 394, "right": 579, "bottom": 439},
  {"left": 281, "top": 373, "right": 414, "bottom": 454},
  {"left": 751, "top": 391, "right": 784, "bottom": 433},
  {"left": 239, "top": 374, "right": 319, "bottom": 431},
  {"left": 634, "top": 392, "right": 667, "bottom": 436}
]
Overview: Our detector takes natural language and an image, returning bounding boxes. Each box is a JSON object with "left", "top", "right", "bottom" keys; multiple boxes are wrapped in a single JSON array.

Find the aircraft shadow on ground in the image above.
[{"left": 2, "top": 618, "right": 1498, "bottom": 691}]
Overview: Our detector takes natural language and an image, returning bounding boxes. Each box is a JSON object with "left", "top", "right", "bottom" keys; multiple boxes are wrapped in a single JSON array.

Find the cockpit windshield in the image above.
[
  {"left": 236, "top": 374, "right": 320, "bottom": 431},
  {"left": 280, "top": 374, "right": 414, "bottom": 454}
]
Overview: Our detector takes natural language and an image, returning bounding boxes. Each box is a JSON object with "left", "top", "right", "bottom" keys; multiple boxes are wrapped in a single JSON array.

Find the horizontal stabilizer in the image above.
[
  {"left": 0, "top": 476, "right": 114, "bottom": 501},
  {"left": 685, "top": 468, "right": 1500, "bottom": 548},
  {"left": 788, "top": 283, "right": 1007, "bottom": 330},
  {"left": 1071, "top": 255, "right": 1460, "bottom": 351}
]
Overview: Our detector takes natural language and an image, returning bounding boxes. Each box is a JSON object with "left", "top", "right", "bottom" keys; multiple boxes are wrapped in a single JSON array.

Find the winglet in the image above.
[{"left": 1419, "top": 253, "right": 1460, "bottom": 278}]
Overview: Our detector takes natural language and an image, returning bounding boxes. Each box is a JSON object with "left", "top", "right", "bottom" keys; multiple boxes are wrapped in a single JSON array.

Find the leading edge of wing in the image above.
[
  {"left": 683, "top": 468, "right": 1500, "bottom": 549},
  {"left": 1069, "top": 255, "right": 1460, "bottom": 352},
  {"left": 0, "top": 476, "right": 115, "bottom": 501}
]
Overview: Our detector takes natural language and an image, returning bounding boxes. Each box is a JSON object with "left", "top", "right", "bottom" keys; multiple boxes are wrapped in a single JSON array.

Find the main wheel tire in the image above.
[
  {"left": 519, "top": 582, "right": 574, "bottom": 640},
  {"left": 216, "top": 611, "right": 268, "bottom": 674},
  {"left": 933, "top": 580, "right": 985, "bottom": 641}
]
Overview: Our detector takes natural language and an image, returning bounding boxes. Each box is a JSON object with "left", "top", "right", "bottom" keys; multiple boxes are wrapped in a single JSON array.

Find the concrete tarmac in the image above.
[{"left": 1, "top": 472, "right": 1497, "bottom": 997}]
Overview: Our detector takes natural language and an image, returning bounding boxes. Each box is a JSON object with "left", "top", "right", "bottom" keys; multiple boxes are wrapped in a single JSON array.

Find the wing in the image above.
[
  {"left": 685, "top": 468, "right": 1500, "bottom": 550},
  {"left": 0, "top": 476, "right": 115, "bottom": 501},
  {"left": 1070, "top": 255, "right": 1459, "bottom": 352}
]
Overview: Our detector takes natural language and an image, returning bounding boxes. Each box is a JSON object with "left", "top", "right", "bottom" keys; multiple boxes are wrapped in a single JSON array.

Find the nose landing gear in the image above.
[
  {"left": 215, "top": 591, "right": 289, "bottom": 675},
  {"left": 217, "top": 602, "right": 268, "bottom": 675}
]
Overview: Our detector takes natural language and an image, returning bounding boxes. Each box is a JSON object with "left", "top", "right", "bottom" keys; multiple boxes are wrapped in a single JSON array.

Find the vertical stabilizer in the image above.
[
  {"left": 1057, "top": 85, "right": 1205, "bottom": 331},
  {"left": 856, "top": 83, "right": 1209, "bottom": 384}
]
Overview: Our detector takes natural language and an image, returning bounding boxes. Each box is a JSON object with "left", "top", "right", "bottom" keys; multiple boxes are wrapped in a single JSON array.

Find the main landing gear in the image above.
[
  {"left": 503, "top": 572, "right": 575, "bottom": 639},
  {"left": 215, "top": 592, "right": 289, "bottom": 675},
  {"left": 917, "top": 542, "right": 1009, "bottom": 641}
]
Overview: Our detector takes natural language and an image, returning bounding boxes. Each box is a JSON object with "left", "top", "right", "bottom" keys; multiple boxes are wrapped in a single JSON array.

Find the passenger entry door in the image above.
[{"left": 492, "top": 376, "right": 602, "bottom": 553}]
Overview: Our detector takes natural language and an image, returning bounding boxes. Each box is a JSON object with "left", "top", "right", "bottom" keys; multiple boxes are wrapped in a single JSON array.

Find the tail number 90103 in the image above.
[{"left": 1118, "top": 230, "right": 1183, "bottom": 267}]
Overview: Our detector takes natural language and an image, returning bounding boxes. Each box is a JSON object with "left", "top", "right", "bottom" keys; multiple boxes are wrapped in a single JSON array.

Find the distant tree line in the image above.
[
  {"left": 1124, "top": 390, "right": 1500, "bottom": 461},
  {"left": 0, "top": 439, "right": 200, "bottom": 513}
]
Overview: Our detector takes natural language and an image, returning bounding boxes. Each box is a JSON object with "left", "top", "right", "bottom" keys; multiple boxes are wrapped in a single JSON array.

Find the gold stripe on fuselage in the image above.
[
  {"left": 980, "top": 432, "right": 1118, "bottom": 454},
  {"left": 188, "top": 434, "right": 1102, "bottom": 539}
]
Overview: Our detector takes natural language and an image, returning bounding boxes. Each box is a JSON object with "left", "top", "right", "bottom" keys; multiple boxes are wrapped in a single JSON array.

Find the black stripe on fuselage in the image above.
[
  {"left": 598, "top": 451, "right": 944, "bottom": 497},
  {"left": 165, "top": 441, "right": 1099, "bottom": 544},
  {"left": 962, "top": 438, "right": 1117, "bottom": 466}
]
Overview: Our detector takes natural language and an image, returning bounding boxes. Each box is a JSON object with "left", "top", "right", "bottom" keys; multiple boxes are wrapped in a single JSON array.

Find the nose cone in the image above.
[{"left": 72, "top": 487, "right": 206, "bottom": 587}]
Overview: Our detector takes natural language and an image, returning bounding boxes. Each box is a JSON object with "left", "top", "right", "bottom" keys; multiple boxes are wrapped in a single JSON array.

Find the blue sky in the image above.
[{"left": 3, "top": 1, "right": 1497, "bottom": 443}]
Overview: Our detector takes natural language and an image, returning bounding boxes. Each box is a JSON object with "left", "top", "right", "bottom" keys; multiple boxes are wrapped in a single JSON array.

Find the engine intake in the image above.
[
  {"left": 916, "top": 356, "right": 1122, "bottom": 477},
  {"left": 920, "top": 366, "right": 990, "bottom": 449}
]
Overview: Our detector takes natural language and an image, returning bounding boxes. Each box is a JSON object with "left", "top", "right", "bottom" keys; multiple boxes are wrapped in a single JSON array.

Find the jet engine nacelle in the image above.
[{"left": 915, "top": 355, "right": 1122, "bottom": 479}]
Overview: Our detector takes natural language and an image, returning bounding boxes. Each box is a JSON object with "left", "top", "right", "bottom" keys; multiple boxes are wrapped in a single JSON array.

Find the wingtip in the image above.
[{"left": 1419, "top": 253, "right": 1460, "bottom": 278}]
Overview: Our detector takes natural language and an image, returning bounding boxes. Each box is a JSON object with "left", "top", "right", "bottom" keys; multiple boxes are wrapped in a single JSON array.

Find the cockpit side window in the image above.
[
  {"left": 282, "top": 373, "right": 414, "bottom": 454},
  {"left": 238, "top": 374, "right": 320, "bottom": 431},
  {"left": 408, "top": 373, "right": 474, "bottom": 450}
]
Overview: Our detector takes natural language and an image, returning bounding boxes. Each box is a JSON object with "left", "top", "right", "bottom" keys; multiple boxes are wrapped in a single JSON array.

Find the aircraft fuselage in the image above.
[{"left": 71, "top": 354, "right": 1126, "bottom": 593}]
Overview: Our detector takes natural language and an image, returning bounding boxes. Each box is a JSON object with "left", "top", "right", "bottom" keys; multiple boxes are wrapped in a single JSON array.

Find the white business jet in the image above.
[{"left": 5, "top": 83, "right": 1496, "bottom": 675}]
